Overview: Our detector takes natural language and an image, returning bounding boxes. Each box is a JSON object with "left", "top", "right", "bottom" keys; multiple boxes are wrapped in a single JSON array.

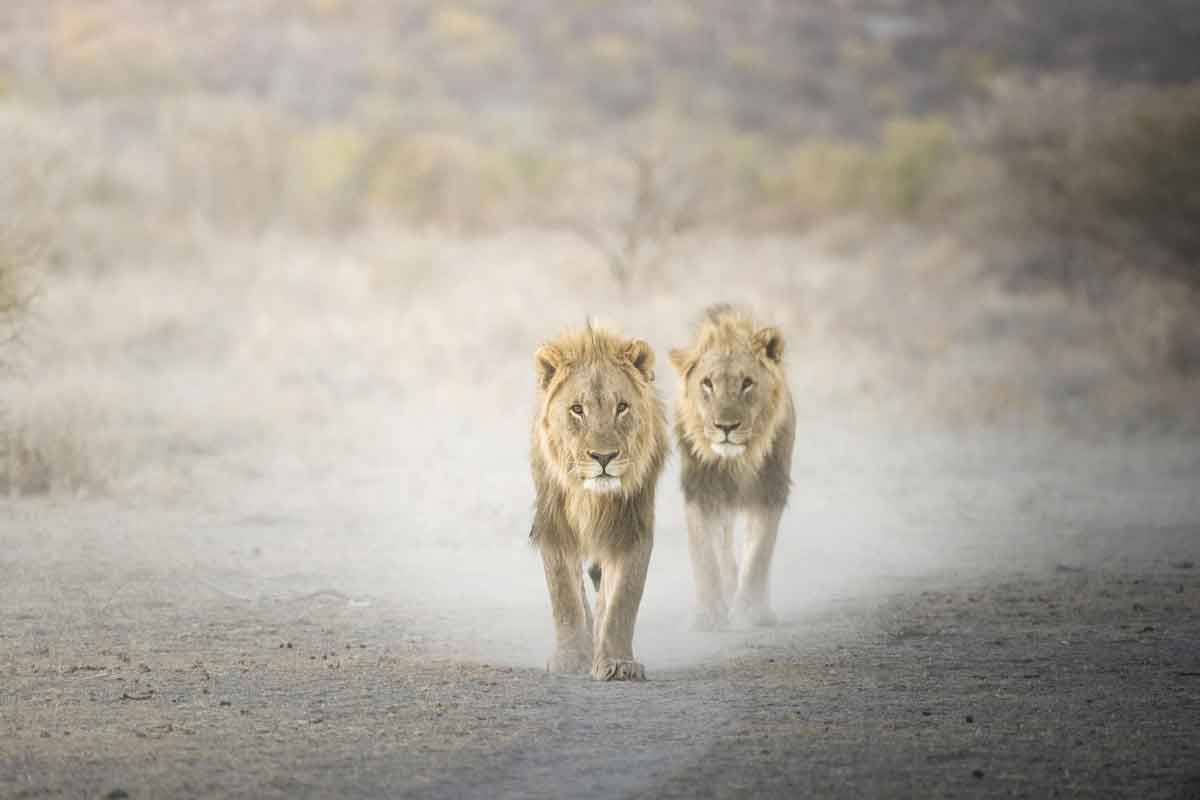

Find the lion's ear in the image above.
[
  {"left": 535, "top": 344, "right": 564, "bottom": 391},
  {"left": 669, "top": 347, "right": 694, "bottom": 377},
  {"left": 753, "top": 326, "right": 785, "bottom": 364},
  {"left": 623, "top": 339, "right": 655, "bottom": 382}
]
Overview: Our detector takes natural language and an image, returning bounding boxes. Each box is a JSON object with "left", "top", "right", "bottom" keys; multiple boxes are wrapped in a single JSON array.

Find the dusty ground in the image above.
[{"left": 3, "top": 429, "right": 1198, "bottom": 799}]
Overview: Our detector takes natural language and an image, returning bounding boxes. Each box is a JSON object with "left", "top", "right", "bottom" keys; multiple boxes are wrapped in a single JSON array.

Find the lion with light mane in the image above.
[
  {"left": 670, "top": 305, "right": 795, "bottom": 630},
  {"left": 530, "top": 324, "right": 668, "bottom": 681}
]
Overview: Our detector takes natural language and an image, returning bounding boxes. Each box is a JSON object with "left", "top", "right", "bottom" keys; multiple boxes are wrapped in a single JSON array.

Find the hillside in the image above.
[{"left": 2, "top": 0, "right": 1197, "bottom": 142}]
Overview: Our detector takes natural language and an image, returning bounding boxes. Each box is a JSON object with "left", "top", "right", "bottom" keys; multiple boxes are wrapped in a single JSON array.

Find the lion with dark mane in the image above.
[
  {"left": 530, "top": 324, "right": 668, "bottom": 680},
  {"left": 670, "top": 305, "right": 794, "bottom": 630}
]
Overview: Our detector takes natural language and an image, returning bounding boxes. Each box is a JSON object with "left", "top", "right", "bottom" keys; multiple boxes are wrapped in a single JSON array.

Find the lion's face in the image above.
[
  {"left": 681, "top": 347, "right": 777, "bottom": 458},
  {"left": 671, "top": 320, "right": 786, "bottom": 465},
  {"left": 535, "top": 331, "right": 662, "bottom": 497}
]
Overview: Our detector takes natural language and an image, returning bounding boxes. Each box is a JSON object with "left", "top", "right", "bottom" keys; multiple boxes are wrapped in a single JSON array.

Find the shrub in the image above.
[
  {"left": 977, "top": 78, "right": 1200, "bottom": 289},
  {"left": 870, "top": 117, "right": 956, "bottom": 217},
  {"left": 366, "top": 132, "right": 526, "bottom": 231},
  {"left": 767, "top": 115, "right": 956, "bottom": 224},
  {"left": 429, "top": 7, "right": 514, "bottom": 67},
  {"left": 0, "top": 107, "right": 56, "bottom": 360},
  {"left": 158, "top": 96, "right": 295, "bottom": 233},
  {"left": 288, "top": 124, "right": 370, "bottom": 230},
  {"left": 767, "top": 139, "right": 870, "bottom": 222}
]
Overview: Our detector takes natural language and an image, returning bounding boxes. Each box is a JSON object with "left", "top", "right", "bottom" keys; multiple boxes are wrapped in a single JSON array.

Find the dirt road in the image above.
[{"left": 3, "top": 432, "right": 1199, "bottom": 798}]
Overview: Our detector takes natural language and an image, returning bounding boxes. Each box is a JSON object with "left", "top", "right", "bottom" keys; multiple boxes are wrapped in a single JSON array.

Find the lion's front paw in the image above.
[
  {"left": 592, "top": 657, "right": 646, "bottom": 682},
  {"left": 732, "top": 602, "right": 778, "bottom": 628},
  {"left": 547, "top": 648, "right": 591, "bottom": 675}
]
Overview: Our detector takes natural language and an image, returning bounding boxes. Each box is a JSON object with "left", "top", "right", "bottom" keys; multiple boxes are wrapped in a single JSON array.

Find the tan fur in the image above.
[
  {"left": 530, "top": 324, "right": 668, "bottom": 680},
  {"left": 670, "top": 305, "right": 795, "bottom": 630},
  {"left": 669, "top": 307, "right": 789, "bottom": 476}
]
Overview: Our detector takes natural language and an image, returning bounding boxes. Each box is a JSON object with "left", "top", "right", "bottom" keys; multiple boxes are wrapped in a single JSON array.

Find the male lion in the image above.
[
  {"left": 670, "top": 305, "right": 794, "bottom": 630},
  {"left": 530, "top": 325, "right": 668, "bottom": 681}
]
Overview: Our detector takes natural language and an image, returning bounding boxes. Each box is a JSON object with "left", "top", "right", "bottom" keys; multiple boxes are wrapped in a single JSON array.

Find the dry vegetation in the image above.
[{"left": 1, "top": 1, "right": 1198, "bottom": 495}]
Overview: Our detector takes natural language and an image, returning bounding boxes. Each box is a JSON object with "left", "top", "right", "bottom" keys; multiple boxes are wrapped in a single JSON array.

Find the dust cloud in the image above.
[{"left": 6, "top": 229, "right": 1196, "bottom": 675}]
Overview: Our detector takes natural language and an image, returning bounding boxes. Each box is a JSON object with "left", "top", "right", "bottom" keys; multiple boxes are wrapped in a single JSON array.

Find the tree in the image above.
[{"left": 545, "top": 133, "right": 724, "bottom": 295}]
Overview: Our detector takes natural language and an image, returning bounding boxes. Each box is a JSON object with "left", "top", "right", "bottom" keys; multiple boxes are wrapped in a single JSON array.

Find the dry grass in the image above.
[
  {"left": 2, "top": 224, "right": 1195, "bottom": 497},
  {"left": 1, "top": 44, "right": 1197, "bottom": 497}
]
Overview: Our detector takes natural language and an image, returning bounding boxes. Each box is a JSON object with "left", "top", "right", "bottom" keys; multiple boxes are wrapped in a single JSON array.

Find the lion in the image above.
[
  {"left": 669, "top": 305, "right": 794, "bottom": 630},
  {"left": 529, "top": 324, "right": 668, "bottom": 681}
]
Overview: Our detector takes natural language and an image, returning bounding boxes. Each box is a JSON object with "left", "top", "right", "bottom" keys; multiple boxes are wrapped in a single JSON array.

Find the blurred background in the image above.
[{"left": 1, "top": 0, "right": 1197, "bottom": 506}]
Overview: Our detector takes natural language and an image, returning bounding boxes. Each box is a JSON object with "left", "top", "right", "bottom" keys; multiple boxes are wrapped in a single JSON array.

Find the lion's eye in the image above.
[
  {"left": 616, "top": 401, "right": 629, "bottom": 416},
  {"left": 700, "top": 377, "right": 714, "bottom": 393},
  {"left": 570, "top": 404, "right": 584, "bottom": 416},
  {"left": 742, "top": 378, "right": 754, "bottom": 392}
]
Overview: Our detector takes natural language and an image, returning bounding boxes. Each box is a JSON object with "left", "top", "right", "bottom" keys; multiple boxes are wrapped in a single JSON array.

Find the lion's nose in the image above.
[
  {"left": 715, "top": 422, "right": 741, "bottom": 436},
  {"left": 588, "top": 450, "right": 619, "bottom": 469}
]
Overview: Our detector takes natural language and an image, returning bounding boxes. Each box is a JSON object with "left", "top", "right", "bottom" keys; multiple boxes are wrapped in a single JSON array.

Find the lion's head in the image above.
[
  {"left": 533, "top": 325, "right": 667, "bottom": 498},
  {"left": 670, "top": 305, "right": 789, "bottom": 470}
]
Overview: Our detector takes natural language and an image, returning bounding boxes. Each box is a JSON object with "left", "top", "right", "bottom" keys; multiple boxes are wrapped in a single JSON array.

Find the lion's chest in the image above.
[{"left": 563, "top": 492, "right": 624, "bottom": 557}]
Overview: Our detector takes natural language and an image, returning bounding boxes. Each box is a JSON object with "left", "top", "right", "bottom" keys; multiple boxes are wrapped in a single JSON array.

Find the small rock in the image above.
[
  {"left": 1169, "top": 559, "right": 1195, "bottom": 569},
  {"left": 105, "top": 790, "right": 130, "bottom": 799},
  {"left": 1055, "top": 563, "right": 1084, "bottom": 574},
  {"left": 965, "top": 715, "right": 974, "bottom": 723},
  {"left": 972, "top": 769, "right": 985, "bottom": 779},
  {"left": 921, "top": 710, "right": 932, "bottom": 717},
  {"left": 219, "top": 700, "right": 231, "bottom": 707}
]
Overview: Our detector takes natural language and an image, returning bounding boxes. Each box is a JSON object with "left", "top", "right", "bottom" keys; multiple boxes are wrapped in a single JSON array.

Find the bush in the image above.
[
  {"left": 0, "top": 242, "right": 27, "bottom": 364},
  {"left": 766, "top": 115, "right": 956, "bottom": 224},
  {"left": 871, "top": 117, "right": 956, "bottom": 217},
  {"left": 0, "top": 107, "right": 57, "bottom": 359},
  {"left": 977, "top": 78, "right": 1200, "bottom": 289},
  {"left": 429, "top": 7, "right": 514, "bottom": 67},
  {"left": 766, "top": 139, "right": 870, "bottom": 221},
  {"left": 366, "top": 132, "right": 529, "bottom": 231},
  {"left": 158, "top": 97, "right": 295, "bottom": 233}
]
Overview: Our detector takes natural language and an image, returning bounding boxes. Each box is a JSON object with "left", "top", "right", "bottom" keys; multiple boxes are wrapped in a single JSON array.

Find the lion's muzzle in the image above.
[
  {"left": 577, "top": 450, "right": 629, "bottom": 488},
  {"left": 708, "top": 421, "right": 750, "bottom": 458}
]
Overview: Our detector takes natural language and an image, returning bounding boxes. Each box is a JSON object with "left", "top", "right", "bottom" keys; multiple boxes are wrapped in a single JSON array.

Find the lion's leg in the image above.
[
  {"left": 592, "top": 577, "right": 606, "bottom": 641},
  {"left": 591, "top": 538, "right": 651, "bottom": 681},
  {"left": 686, "top": 502, "right": 731, "bottom": 631},
  {"left": 732, "top": 506, "right": 782, "bottom": 627},
  {"left": 587, "top": 562, "right": 604, "bottom": 639},
  {"left": 581, "top": 575, "right": 595, "bottom": 638},
  {"left": 540, "top": 545, "right": 592, "bottom": 674},
  {"left": 715, "top": 512, "right": 738, "bottom": 607}
]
